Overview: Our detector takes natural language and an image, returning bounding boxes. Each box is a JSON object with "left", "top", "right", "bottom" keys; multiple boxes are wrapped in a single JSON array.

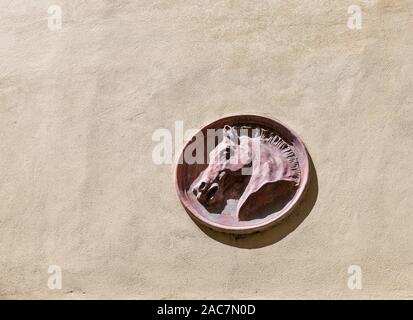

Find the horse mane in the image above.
[{"left": 258, "top": 128, "right": 301, "bottom": 182}]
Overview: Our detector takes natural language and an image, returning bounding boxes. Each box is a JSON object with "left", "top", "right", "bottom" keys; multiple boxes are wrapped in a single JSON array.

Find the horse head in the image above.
[
  {"left": 192, "top": 125, "right": 301, "bottom": 220},
  {"left": 192, "top": 125, "right": 252, "bottom": 208}
]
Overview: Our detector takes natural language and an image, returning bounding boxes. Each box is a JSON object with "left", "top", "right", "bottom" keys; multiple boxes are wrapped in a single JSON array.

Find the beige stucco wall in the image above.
[{"left": 1, "top": 0, "right": 412, "bottom": 299}]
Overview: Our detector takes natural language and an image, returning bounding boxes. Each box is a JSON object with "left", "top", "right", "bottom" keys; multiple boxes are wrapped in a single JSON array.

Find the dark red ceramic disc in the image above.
[{"left": 175, "top": 115, "right": 310, "bottom": 234}]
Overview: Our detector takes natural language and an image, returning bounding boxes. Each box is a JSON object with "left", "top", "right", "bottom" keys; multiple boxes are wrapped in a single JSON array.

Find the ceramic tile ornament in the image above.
[{"left": 175, "top": 115, "right": 310, "bottom": 234}]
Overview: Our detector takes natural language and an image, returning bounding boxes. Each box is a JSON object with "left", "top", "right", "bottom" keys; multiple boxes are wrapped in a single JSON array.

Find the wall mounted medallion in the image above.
[{"left": 175, "top": 115, "right": 310, "bottom": 234}]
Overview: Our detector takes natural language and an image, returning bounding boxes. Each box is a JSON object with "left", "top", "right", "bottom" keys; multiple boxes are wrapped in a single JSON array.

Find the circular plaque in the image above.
[{"left": 175, "top": 115, "right": 310, "bottom": 234}]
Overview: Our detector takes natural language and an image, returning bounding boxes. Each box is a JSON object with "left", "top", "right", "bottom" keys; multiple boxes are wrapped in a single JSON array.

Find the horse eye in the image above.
[{"left": 225, "top": 146, "right": 231, "bottom": 160}]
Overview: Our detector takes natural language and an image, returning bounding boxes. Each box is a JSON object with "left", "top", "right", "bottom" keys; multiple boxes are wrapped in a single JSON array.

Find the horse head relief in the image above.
[
  {"left": 175, "top": 115, "right": 310, "bottom": 234},
  {"left": 191, "top": 125, "right": 301, "bottom": 221}
]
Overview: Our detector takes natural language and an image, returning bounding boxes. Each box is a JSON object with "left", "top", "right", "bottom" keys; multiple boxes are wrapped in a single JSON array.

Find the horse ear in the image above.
[{"left": 223, "top": 125, "right": 239, "bottom": 143}]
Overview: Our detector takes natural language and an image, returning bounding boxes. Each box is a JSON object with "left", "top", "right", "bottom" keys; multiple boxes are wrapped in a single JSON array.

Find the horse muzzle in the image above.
[{"left": 193, "top": 181, "right": 221, "bottom": 205}]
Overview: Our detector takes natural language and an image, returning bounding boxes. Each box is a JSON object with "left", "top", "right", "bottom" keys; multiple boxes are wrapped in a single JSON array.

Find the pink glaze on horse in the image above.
[{"left": 192, "top": 125, "right": 301, "bottom": 220}]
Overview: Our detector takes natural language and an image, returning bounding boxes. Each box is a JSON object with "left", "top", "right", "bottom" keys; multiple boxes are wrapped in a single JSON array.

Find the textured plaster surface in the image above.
[{"left": 0, "top": 0, "right": 412, "bottom": 299}]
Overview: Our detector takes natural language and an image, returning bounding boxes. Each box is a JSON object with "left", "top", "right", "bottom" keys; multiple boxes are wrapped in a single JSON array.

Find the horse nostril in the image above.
[
  {"left": 199, "top": 182, "right": 206, "bottom": 191},
  {"left": 206, "top": 185, "right": 219, "bottom": 200}
]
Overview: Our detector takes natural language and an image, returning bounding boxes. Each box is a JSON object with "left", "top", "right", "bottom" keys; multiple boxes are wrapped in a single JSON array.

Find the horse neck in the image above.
[{"left": 251, "top": 138, "right": 296, "bottom": 177}]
